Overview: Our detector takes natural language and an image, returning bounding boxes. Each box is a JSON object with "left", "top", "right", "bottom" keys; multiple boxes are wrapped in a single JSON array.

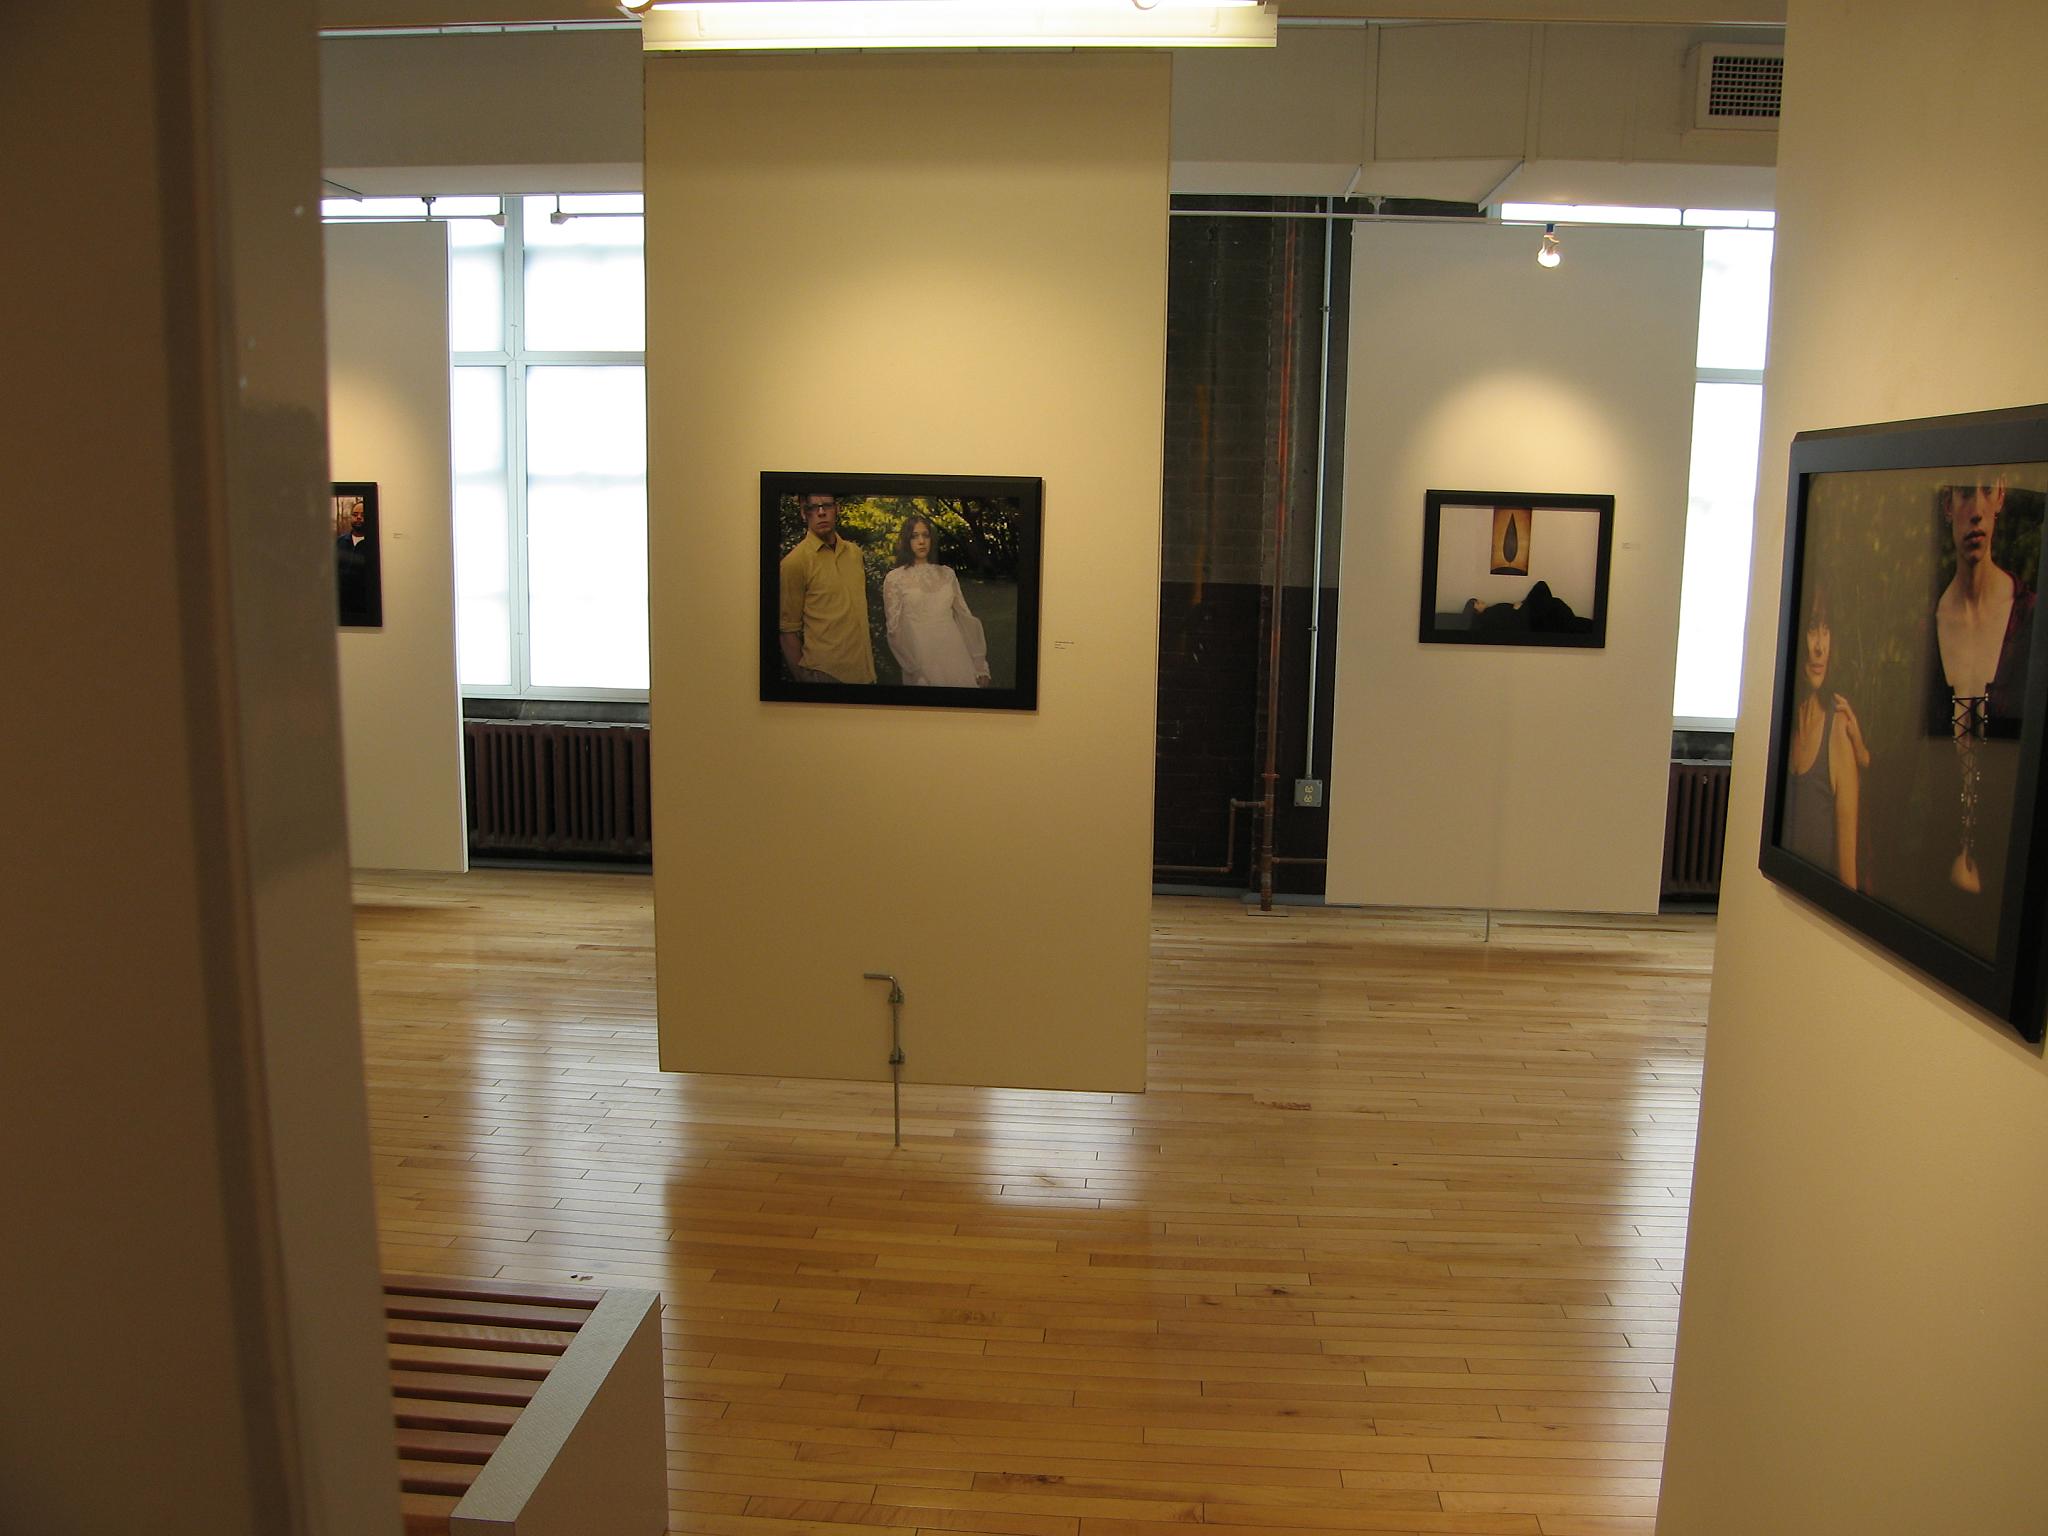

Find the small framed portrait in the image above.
[
  {"left": 332, "top": 481, "right": 382, "bottom": 629},
  {"left": 1759, "top": 404, "right": 2048, "bottom": 1044},
  {"left": 1418, "top": 489, "right": 1614, "bottom": 647},
  {"left": 759, "top": 472, "right": 1043, "bottom": 711}
]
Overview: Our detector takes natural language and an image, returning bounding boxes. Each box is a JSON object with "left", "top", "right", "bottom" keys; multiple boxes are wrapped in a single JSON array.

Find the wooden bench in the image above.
[{"left": 384, "top": 1274, "right": 666, "bottom": 1536}]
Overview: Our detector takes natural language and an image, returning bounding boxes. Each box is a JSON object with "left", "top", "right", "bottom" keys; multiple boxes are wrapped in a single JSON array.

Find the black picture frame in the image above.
[
  {"left": 332, "top": 480, "right": 382, "bottom": 629},
  {"left": 1759, "top": 404, "right": 2048, "bottom": 1045},
  {"left": 760, "top": 472, "right": 1043, "bottom": 710},
  {"left": 1417, "top": 489, "right": 1615, "bottom": 647}
]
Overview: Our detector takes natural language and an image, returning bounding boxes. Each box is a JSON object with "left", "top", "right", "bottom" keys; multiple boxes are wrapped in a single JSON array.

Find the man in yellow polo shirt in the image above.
[{"left": 779, "top": 492, "right": 877, "bottom": 684}]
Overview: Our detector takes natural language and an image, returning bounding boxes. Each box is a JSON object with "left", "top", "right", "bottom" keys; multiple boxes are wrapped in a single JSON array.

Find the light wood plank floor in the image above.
[{"left": 355, "top": 870, "right": 1713, "bottom": 1536}]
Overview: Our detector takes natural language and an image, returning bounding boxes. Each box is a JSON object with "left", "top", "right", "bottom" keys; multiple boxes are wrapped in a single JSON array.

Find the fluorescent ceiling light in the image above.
[{"left": 635, "top": 0, "right": 1276, "bottom": 51}]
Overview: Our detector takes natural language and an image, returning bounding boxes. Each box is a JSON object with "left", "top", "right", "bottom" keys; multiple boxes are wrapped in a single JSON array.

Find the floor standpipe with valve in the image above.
[{"left": 862, "top": 972, "right": 905, "bottom": 1147}]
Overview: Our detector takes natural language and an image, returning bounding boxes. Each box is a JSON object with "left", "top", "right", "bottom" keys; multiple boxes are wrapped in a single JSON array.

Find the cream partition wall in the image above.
[
  {"left": 6, "top": 5, "right": 398, "bottom": 1531},
  {"left": 326, "top": 222, "right": 468, "bottom": 873},
  {"left": 1326, "top": 222, "right": 1699, "bottom": 913},
  {"left": 645, "top": 53, "right": 1166, "bottom": 1093},
  {"left": 1655, "top": 6, "right": 2048, "bottom": 1533}
]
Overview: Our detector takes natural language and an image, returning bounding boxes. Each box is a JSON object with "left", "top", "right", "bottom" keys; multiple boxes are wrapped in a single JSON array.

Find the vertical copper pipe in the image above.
[{"left": 1260, "top": 222, "right": 1301, "bottom": 913}]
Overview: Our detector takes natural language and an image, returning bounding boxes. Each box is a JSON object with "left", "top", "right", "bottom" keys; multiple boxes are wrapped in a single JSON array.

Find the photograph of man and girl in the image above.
[
  {"left": 1778, "top": 464, "right": 2047, "bottom": 961},
  {"left": 772, "top": 487, "right": 1027, "bottom": 692}
]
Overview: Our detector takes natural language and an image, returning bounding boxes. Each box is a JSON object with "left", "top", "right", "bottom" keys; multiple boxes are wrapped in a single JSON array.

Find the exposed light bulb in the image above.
[{"left": 1537, "top": 223, "right": 1562, "bottom": 269}]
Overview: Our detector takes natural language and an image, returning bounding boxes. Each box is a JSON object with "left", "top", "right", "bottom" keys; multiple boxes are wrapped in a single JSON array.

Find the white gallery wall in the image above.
[
  {"left": 1327, "top": 222, "right": 1700, "bottom": 913},
  {"left": 325, "top": 222, "right": 468, "bottom": 872},
  {"left": 1655, "top": 4, "right": 2048, "bottom": 1531}
]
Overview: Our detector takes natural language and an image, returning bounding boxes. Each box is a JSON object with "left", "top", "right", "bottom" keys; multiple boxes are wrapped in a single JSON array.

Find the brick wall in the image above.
[{"left": 1154, "top": 199, "right": 1346, "bottom": 895}]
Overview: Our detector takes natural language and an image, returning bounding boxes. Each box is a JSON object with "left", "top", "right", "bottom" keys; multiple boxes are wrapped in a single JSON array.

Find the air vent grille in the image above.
[{"left": 1691, "top": 44, "right": 1784, "bottom": 130}]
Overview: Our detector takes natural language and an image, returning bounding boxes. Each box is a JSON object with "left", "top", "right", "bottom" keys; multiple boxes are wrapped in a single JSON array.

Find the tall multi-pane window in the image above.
[
  {"left": 1502, "top": 203, "right": 1776, "bottom": 726},
  {"left": 451, "top": 195, "right": 649, "bottom": 697},
  {"left": 1675, "top": 211, "right": 1774, "bottom": 726},
  {"left": 321, "top": 193, "right": 651, "bottom": 696}
]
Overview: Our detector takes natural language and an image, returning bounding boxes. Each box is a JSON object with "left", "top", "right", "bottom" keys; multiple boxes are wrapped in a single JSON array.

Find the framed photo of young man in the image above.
[
  {"left": 1758, "top": 404, "right": 2048, "bottom": 1044},
  {"left": 332, "top": 481, "right": 382, "bottom": 628},
  {"left": 759, "top": 472, "right": 1043, "bottom": 711}
]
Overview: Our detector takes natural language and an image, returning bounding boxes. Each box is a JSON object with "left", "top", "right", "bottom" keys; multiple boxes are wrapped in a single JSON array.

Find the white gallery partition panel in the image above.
[
  {"left": 1327, "top": 221, "right": 1700, "bottom": 914},
  {"left": 326, "top": 221, "right": 468, "bottom": 873}
]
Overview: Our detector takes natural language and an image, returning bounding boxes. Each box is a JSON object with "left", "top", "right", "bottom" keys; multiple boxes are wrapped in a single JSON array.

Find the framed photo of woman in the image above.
[
  {"left": 1759, "top": 404, "right": 2048, "bottom": 1044},
  {"left": 759, "top": 471, "right": 1043, "bottom": 711}
]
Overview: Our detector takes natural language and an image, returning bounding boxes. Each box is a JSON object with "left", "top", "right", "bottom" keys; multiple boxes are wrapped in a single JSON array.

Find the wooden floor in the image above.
[{"left": 355, "top": 870, "right": 1713, "bottom": 1536}]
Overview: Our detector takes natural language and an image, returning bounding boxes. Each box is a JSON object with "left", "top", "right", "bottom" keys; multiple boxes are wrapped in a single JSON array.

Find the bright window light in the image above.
[
  {"left": 320, "top": 195, "right": 503, "bottom": 222},
  {"left": 522, "top": 195, "right": 646, "bottom": 353},
  {"left": 524, "top": 366, "right": 649, "bottom": 692},
  {"left": 444, "top": 196, "right": 650, "bottom": 700},
  {"left": 1673, "top": 382, "right": 1764, "bottom": 722},
  {"left": 448, "top": 219, "right": 506, "bottom": 353},
  {"left": 1683, "top": 208, "right": 1777, "bottom": 229},
  {"left": 451, "top": 366, "right": 513, "bottom": 689},
  {"left": 1697, "top": 228, "right": 1775, "bottom": 371},
  {"left": 1500, "top": 202, "right": 1684, "bottom": 227}
]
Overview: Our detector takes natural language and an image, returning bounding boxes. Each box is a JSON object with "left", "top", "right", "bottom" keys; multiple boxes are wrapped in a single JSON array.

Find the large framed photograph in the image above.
[
  {"left": 332, "top": 480, "right": 382, "bottom": 629},
  {"left": 760, "top": 472, "right": 1042, "bottom": 710},
  {"left": 1418, "top": 489, "right": 1614, "bottom": 647},
  {"left": 1759, "top": 405, "right": 2048, "bottom": 1043}
]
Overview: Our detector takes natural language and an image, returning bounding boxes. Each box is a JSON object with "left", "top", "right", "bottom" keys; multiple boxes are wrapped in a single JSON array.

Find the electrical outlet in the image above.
[{"left": 1293, "top": 778, "right": 1324, "bottom": 808}]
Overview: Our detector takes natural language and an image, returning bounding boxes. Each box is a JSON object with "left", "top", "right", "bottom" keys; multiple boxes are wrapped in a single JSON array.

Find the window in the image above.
[
  {"left": 320, "top": 193, "right": 651, "bottom": 697},
  {"left": 1501, "top": 203, "right": 1775, "bottom": 726},
  {"left": 1677, "top": 224, "right": 1774, "bottom": 725},
  {"left": 451, "top": 196, "right": 649, "bottom": 697}
]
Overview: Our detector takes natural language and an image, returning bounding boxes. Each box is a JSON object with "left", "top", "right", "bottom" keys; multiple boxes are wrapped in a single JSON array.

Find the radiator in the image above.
[
  {"left": 1662, "top": 760, "right": 1732, "bottom": 901},
  {"left": 463, "top": 721, "right": 652, "bottom": 862}
]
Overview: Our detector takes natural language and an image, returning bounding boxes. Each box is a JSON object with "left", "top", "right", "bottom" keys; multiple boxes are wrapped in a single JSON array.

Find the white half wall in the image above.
[
  {"left": 1327, "top": 221, "right": 1699, "bottom": 913},
  {"left": 326, "top": 222, "right": 468, "bottom": 873},
  {"left": 1654, "top": 4, "right": 2048, "bottom": 1532}
]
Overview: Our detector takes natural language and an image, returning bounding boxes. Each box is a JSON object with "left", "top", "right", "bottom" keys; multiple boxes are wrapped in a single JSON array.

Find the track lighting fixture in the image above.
[
  {"left": 626, "top": 0, "right": 1276, "bottom": 51},
  {"left": 1537, "top": 223, "right": 1562, "bottom": 268}
]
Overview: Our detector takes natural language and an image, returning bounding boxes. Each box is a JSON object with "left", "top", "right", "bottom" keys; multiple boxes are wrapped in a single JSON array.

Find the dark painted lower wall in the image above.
[{"left": 1154, "top": 581, "right": 1337, "bottom": 895}]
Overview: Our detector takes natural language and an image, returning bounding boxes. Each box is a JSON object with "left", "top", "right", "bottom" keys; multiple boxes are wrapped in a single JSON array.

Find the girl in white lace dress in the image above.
[{"left": 883, "top": 514, "right": 991, "bottom": 687}]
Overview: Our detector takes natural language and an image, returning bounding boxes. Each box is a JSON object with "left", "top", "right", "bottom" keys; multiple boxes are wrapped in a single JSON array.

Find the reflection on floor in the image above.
[{"left": 355, "top": 869, "right": 1713, "bottom": 1536}]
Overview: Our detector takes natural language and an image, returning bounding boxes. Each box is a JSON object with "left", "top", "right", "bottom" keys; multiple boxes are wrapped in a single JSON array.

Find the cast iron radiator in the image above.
[
  {"left": 1661, "top": 759, "right": 1732, "bottom": 902},
  {"left": 463, "top": 721, "right": 652, "bottom": 863}
]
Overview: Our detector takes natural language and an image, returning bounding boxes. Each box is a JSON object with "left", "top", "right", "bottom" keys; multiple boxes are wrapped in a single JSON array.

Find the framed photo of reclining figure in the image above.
[
  {"left": 760, "top": 471, "right": 1043, "bottom": 711},
  {"left": 1417, "top": 489, "right": 1614, "bottom": 648},
  {"left": 1759, "top": 404, "right": 2048, "bottom": 1045}
]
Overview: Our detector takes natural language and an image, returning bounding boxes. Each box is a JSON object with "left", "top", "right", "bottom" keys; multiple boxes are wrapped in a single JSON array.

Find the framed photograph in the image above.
[
  {"left": 332, "top": 480, "right": 382, "bottom": 629},
  {"left": 760, "top": 472, "right": 1043, "bottom": 710},
  {"left": 1759, "top": 404, "right": 2048, "bottom": 1043},
  {"left": 1418, "top": 489, "right": 1614, "bottom": 647}
]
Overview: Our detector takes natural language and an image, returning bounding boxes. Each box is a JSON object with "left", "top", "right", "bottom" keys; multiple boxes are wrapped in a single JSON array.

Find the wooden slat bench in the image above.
[{"left": 384, "top": 1274, "right": 666, "bottom": 1536}]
